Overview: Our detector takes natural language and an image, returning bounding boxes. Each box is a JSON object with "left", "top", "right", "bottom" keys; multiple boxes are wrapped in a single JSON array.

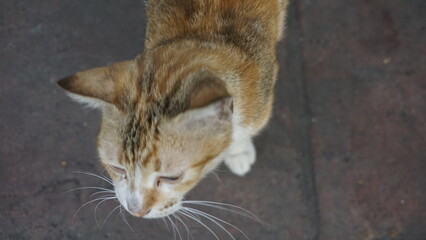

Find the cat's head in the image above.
[{"left": 58, "top": 54, "right": 233, "bottom": 218}]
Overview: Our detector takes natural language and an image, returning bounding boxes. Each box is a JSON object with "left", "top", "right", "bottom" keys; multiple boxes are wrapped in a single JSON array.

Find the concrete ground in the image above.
[{"left": 1, "top": 0, "right": 425, "bottom": 239}]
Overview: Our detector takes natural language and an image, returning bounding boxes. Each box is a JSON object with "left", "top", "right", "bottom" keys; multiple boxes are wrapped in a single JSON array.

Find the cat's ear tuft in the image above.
[{"left": 57, "top": 60, "right": 136, "bottom": 109}]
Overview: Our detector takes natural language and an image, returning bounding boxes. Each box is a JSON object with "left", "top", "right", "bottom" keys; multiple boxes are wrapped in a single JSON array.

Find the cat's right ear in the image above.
[
  {"left": 162, "top": 73, "right": 233, "bottom": 135},
  {"left": 57, "top": 60, "right": 137, "bottom": 110}
]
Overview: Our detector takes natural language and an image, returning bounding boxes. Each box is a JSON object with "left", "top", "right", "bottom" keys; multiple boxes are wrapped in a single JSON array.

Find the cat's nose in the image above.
[
  {"left": 127, "top": 201, "right": 151, "bottom": 217},
  {"left": 129, "top": 208, "right": 151, "bottom": 217}
]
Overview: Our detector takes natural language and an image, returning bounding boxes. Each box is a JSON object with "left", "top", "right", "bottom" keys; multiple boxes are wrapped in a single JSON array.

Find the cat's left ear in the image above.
[{"left": 57, "top": 60, "right": 136, "bottom": 109}]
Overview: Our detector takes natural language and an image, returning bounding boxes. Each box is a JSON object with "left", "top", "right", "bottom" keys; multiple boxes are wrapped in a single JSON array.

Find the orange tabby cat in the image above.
[{"left": 59, "top": 0, "right": 289, "bottom": 218}]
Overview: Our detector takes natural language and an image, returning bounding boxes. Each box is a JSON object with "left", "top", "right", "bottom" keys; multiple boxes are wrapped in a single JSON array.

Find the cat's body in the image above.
[{"left": 59, "top": 0, "right": 289, "bottom": 219}]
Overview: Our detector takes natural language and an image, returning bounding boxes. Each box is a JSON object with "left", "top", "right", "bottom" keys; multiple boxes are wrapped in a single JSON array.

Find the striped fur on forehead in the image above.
[{"left": 121, "top": 101, "right": 161, "bottom": 165}]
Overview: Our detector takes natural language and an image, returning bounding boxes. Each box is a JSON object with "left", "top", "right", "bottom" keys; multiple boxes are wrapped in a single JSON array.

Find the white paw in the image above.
[{"left": 225, "top": 139, "right": 256, "bottom": 176}]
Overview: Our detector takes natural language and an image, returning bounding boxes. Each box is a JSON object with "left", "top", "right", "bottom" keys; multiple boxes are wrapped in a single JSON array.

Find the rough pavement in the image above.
[{"left": 1, "top": 0, "right": 425, "bottom": 239}]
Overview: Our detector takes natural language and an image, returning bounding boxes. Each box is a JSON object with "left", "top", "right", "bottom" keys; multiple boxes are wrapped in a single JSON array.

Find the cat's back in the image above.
[
  {"left": 142, "top": 0, "right": 289, "bottom": 132},
  {"left": 145, "top": 0, "right": 286, "bottom": 56}
]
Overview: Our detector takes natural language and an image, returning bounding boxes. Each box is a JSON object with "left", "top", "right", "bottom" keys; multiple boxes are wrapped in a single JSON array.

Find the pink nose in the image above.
[{"left": 128, "top": 208, "right": 151, "bottom": 217}]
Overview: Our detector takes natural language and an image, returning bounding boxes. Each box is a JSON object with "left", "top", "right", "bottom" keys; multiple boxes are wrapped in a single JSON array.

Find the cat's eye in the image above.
[
  {"left": 109, "top": 165, "right": 127, "bottom": 178},
  {"left": 157, "top": 174, "right": 183, "bottom": 186},
  {"left": 163, "top": 176, "right": 180, "bottom": 181}
]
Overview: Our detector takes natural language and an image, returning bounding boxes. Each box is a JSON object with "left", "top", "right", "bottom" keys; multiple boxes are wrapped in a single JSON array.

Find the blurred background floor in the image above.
[{"left": 1, "top": 0, "right": 425, "bottom": 239}]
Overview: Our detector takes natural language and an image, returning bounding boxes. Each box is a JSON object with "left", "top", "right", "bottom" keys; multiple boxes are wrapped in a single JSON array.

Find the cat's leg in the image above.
[{"left": 224, "top": 136, "right": 256, "bottom": 176}]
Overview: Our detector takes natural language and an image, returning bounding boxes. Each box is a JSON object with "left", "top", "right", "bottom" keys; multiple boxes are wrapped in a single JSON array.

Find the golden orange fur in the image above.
[{"left": 58, "top": 0, "right": 289, "bottom": 218}]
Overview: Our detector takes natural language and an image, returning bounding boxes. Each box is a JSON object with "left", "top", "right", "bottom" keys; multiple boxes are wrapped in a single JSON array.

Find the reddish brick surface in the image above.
[
  {"left": 297, "top": 0, "right": 426, "bottom": 239},
  {"left": 1, "top": 0, "right": 425, "bottom": 240}
]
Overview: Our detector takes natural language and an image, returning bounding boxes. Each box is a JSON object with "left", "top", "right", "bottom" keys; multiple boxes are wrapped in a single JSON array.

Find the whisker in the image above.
[
  {"left": 115, "top": 206, "right": 123, "bottom": 223},
  {"left": 171, "top": 214, "right": 183, "bottom": 240},
  {"left": 180, "top": 208, "right": 201, "bottom": 222},
  {"left": 120, "top": 211, "right": 137, "bottom": 236},
  {"left": 210, "top": 171, "right": 223, "bottom": 183},
  {"left": 72, "top": 171, "right": 113, "bottom": 185},
  {"left": 162, "top": 217, "right": 170, "bottom": 232},
  {"left": 167, "top": 216, "right": 177, "bottom": 240},
  {"left": 184, "top": 207, "right": 236, "bottom": 240},
  {"left": 176, "top": 211, "right": 194, "bottom": 240},
  {"left": 90, "top": 190, "right": 115, "bottom": 197},
  {"left": 184, "top": 202, "right": 257, "bottom": 223},
  {"left": 63, "top": 186, "right": 114, "bottom": 195},
  {"left": 179, "top": 210, "right": 220, "bottom": 240},
  {"left": 101, "top": 204, "right": 122, "bottom": 229},
  {"left": 185, "top": 207, "right": 249, "bottom": 240},
  {"left": 94, "top": 196, "right": 118, "bottom": 228},
  {"left": 73, "top": 196, "right": 116, "bottom": 221},
  {"left": 182, "top": 200, "right": 262, "bottom": 223}
]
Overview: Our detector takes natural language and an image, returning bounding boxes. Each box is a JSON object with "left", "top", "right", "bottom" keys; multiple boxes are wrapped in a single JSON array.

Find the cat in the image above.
[{"left": 58, "top": 0, "right": 289, "bottom": 219}]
